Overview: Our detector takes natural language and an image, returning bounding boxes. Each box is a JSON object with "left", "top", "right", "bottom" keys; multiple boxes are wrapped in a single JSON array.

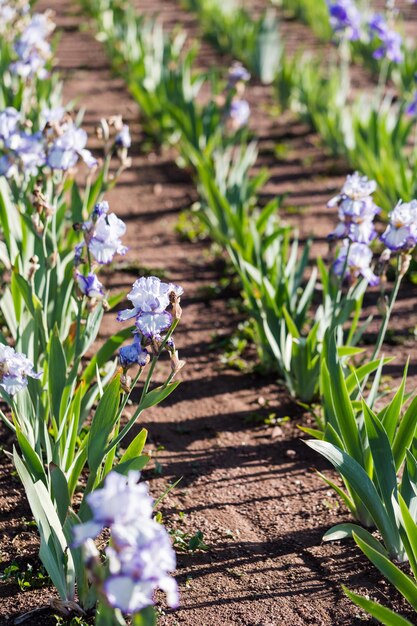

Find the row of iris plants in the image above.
[
  {"left": 165, "top": 0, "right": 417, "bottom": 623},
  {"left": 80, "top": 0, "right": 417, "bottom": 624},
  {"left": 182, "top": 0, "right": 417, "bottom": 214},
  {"left": 0, "top": 3, "right": 183, "bottom": 624},
  {"left": 80, "top": 0, "right": 400, "bottom": 403}
]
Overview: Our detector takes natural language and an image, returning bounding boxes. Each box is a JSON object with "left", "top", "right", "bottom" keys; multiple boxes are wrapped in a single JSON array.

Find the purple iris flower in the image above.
[
  {"left": 47, "top": 123, "right": 97, "bottom": 170},
  {"left": 328, "top": 172, "right": 380, "bottom": 244},
  {"left": 80, "top": 201, "right": 127, "bottom": 265},
  {"left": 227, "top": 62, "right": 251, "bottom": 87},
  {"left": 406, "top": 92, "right": 417, "bottom": 116},
  {"left": 327, "top": 0, "right": 362, "bottom": 40},
  {"left": 73, "top": 471, "right": 179, "bottom": 614},
  {"left": 117, "top": 276, "right": 183, "bottom": 339},
  {"left": 332, "top": 241, "right": 379, "bottom": 285},
  {"left": 369, "top": 14, "right": 403, "bottom": 63},
  {"left": 0, "top": 343, "right": 41, "bottom": 395},
  {"left": 119, "top": 335, "right": 149, "bottom": 368},
  {"left": 115, "top": 124, "right": 131, "bottom": 149},
  {"left": 10, "top": 12, "right": 54, "bottom": 79},
  {"left": 0, "top": 110, "right": 45, "bottom": 178},
  {"left": 75, "top": 271, "right": 104, "bottom": 299},
  {"left": 380, "top": 200, "right": 417, "bottom": 251},
  {"left": 229, "top": 99, "right": 250, "bottom": 129},
  {"left": 0, "top": 108, "right": 20, "bottom": 141}
]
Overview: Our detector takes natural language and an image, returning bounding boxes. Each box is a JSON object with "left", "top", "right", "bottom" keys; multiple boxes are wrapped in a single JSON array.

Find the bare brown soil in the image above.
[{"left": 1, "top": 1, "right": 417, "bottom": 625}]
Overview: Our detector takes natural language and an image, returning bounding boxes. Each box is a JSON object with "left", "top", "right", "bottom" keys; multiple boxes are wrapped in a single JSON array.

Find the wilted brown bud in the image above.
[
  {"left": 28, "top": 255, "right": 40, "bottom": 281},
  {"left": 170, "top": 351, "right": 186, "bottom": 376},
  {"left": 399, "top": 252, "right": 412, "bottom": 278},
  {"left": 169, "top": 291, "right": 182, "bottom": 320},
  {"left": 97, "top": 117, "right": 109, "bottom": 142},
  {"left": 108, "top": 115, "right": 124, "bottom": 132},
  {"left": 120, "top": 373, "right": 132, "bottom": 393},
  {"left": 375, "top": 248, "right": 392, "bottom": 280},
  {"left": 31, "top": 213, "right": 44, "bottom": 235},
  {"left": 48, "top": 251, "right": 58, "bottom": 269}
]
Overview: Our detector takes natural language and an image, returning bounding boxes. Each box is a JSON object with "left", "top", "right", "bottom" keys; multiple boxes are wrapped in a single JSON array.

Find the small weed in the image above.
[
  {"left": 54, "top": 616, "right": 93, "bottom": 626},
  {"left": 171, "top": 529, "right": 209, "bottom": 553},
  {"left": 1, "top": 562, "right": 49, "bottom": 591},
  {"left": 176, "top": 207, "right": 207, "bottom": 242}
]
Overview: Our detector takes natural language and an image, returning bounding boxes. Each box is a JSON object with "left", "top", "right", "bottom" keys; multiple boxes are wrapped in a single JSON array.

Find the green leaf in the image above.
[
  {"left": 393, "top": 394, "right": 417, "bottom": 471},
  {"left": 306, "top": 440, "right": 400, "bottom": 555},
  {"left": 13, "top": 449, "right": 74, "bottom": 600},
  {"left": 133, "top": 606, "right": 157, "bottom": 626},
  {"left": 50, "top": 463, "right": 71, "bottom": 526},
  {"left": 120, "top": 428, "right": 148, "bottom": 463},
  {"left": 343, "top": 586, "right": 414, "bottom": 626},
  {"left": 397, "top": 493, "right": 417, "bottom": 578},
  {"left": 325, "top": 336, "right": 364, "bottom": 465},
  {"left": 48, "top": 327, "right": 68, "bottom": 425},
  {"left": 353, "top": 531, "right": 417, "bottom": 611},
  {"left": 362, "top": 401, "right": 398, "bottom": 519},
  {"left": 323, "top": 523, "right": 389, "bottom": 558},
  {"left": 298, "top": 426, "right": 324, "bottom": 439},
  {"left": 140, "top": 381, "right": 180, "bottom": 410},
  {"left": 12, "top": 270, "right": 35, "bottom": 317},
  {"left": 381, "top": 365, "right": 408, "bottom": 443},
  {"left": 88, "top": 375, "right": 121, "bottom": 475},
  {"left": 112, "top": 455, "right": 150, "bottom": 476},
  {"left": 15, "top": 426, "right": 45, "bottom": 483}
]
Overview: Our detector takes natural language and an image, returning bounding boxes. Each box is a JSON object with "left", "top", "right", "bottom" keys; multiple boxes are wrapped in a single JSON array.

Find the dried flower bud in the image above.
[
  {"left": 170, "top": 350, "right": 186, "bottom": 376},
  {"left": 28, "top": 255, "right": 40, "bottom": 281},
  {"left": 48, "top": 251, "right": 58, "bottom": 269},
  {"left": 399, "top": 252, "right": 412, "bottom": 278},
  {"left": 97, "top": 117, "right": 109, "bottom": 142},
  {"left": 169, "top": 290, "right": 182, "bottom": 320},
  {"left": 120, "top": 373, "right": 132, "bottom": 393},
  {"left": 31, "top": 213, "right": 44, "bottom": 235}
]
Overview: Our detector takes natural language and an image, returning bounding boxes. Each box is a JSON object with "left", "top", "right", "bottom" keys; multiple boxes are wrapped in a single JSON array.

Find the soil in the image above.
[{"left": 1, "top": 1, "right": 417, "bottom": 625}]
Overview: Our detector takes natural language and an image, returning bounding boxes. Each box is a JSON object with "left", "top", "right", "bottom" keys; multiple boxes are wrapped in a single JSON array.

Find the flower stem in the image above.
[{"left": 371, "top": 255, "right": 402, "bottom": 361}]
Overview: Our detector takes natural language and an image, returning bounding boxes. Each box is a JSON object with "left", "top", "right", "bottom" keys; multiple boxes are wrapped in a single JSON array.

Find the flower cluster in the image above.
[
  {"left": 10, "top": 11, "right": 55, "bottom": 79},
  {"left": 0, "top": 107, "right": 98, "bottom": 178},
  {"left": 117, "top": 276, "right": 183, "bottom": 339},
  {"left": 225, "top": 62, "right": 250, "bottom": 130},
  {"left": 329, "top": 172, "right": 417, "bottom": 285},
  {"left": 77, "top": 200, "right": 127, "bottom": 265},
  {"left": 0, "top": 1, "right": 28, "bottom": 37},
  {"left": 368, "top": 14, "right": 403, "bottom": 63},
  {"left": 326, "top": 1, "right": 403, "bottom": 61},
  {"left": 73, "top": 200, "right": 127, "bottom": 307},
  {"left": 326, "top": 0, "right": 361, "bottom": 41},
  {"left": 328, "top": 172, "right": 380, "bottom": 244},
  {"left": 73, "top": 471, "right": 178, "bottom": 615},
  {"left": 116, "top": 276, "right": 184, "bottom": 388},
  {"left": 0, "top": 344, "right": 41, "bottom": 395},
  {"left": 0, "top": 107, "right": 45, "bottom": 177},
  {"left": 46, "top": 117, "right": 97, "bottom": 170}
]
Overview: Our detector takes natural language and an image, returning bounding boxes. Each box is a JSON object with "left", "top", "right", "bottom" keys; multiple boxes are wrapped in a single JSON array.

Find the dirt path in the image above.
[{"left": 0, "top": 1, "right": 416, "bottom": 625}]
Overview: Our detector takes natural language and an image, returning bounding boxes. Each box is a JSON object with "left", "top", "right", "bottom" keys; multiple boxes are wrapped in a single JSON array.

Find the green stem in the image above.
[
  {"left": 371, "top": 256, "right": 402, "bottom": 361},
  {"left": 106, "top": 320, "right": 179, "bottom": 453}
]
